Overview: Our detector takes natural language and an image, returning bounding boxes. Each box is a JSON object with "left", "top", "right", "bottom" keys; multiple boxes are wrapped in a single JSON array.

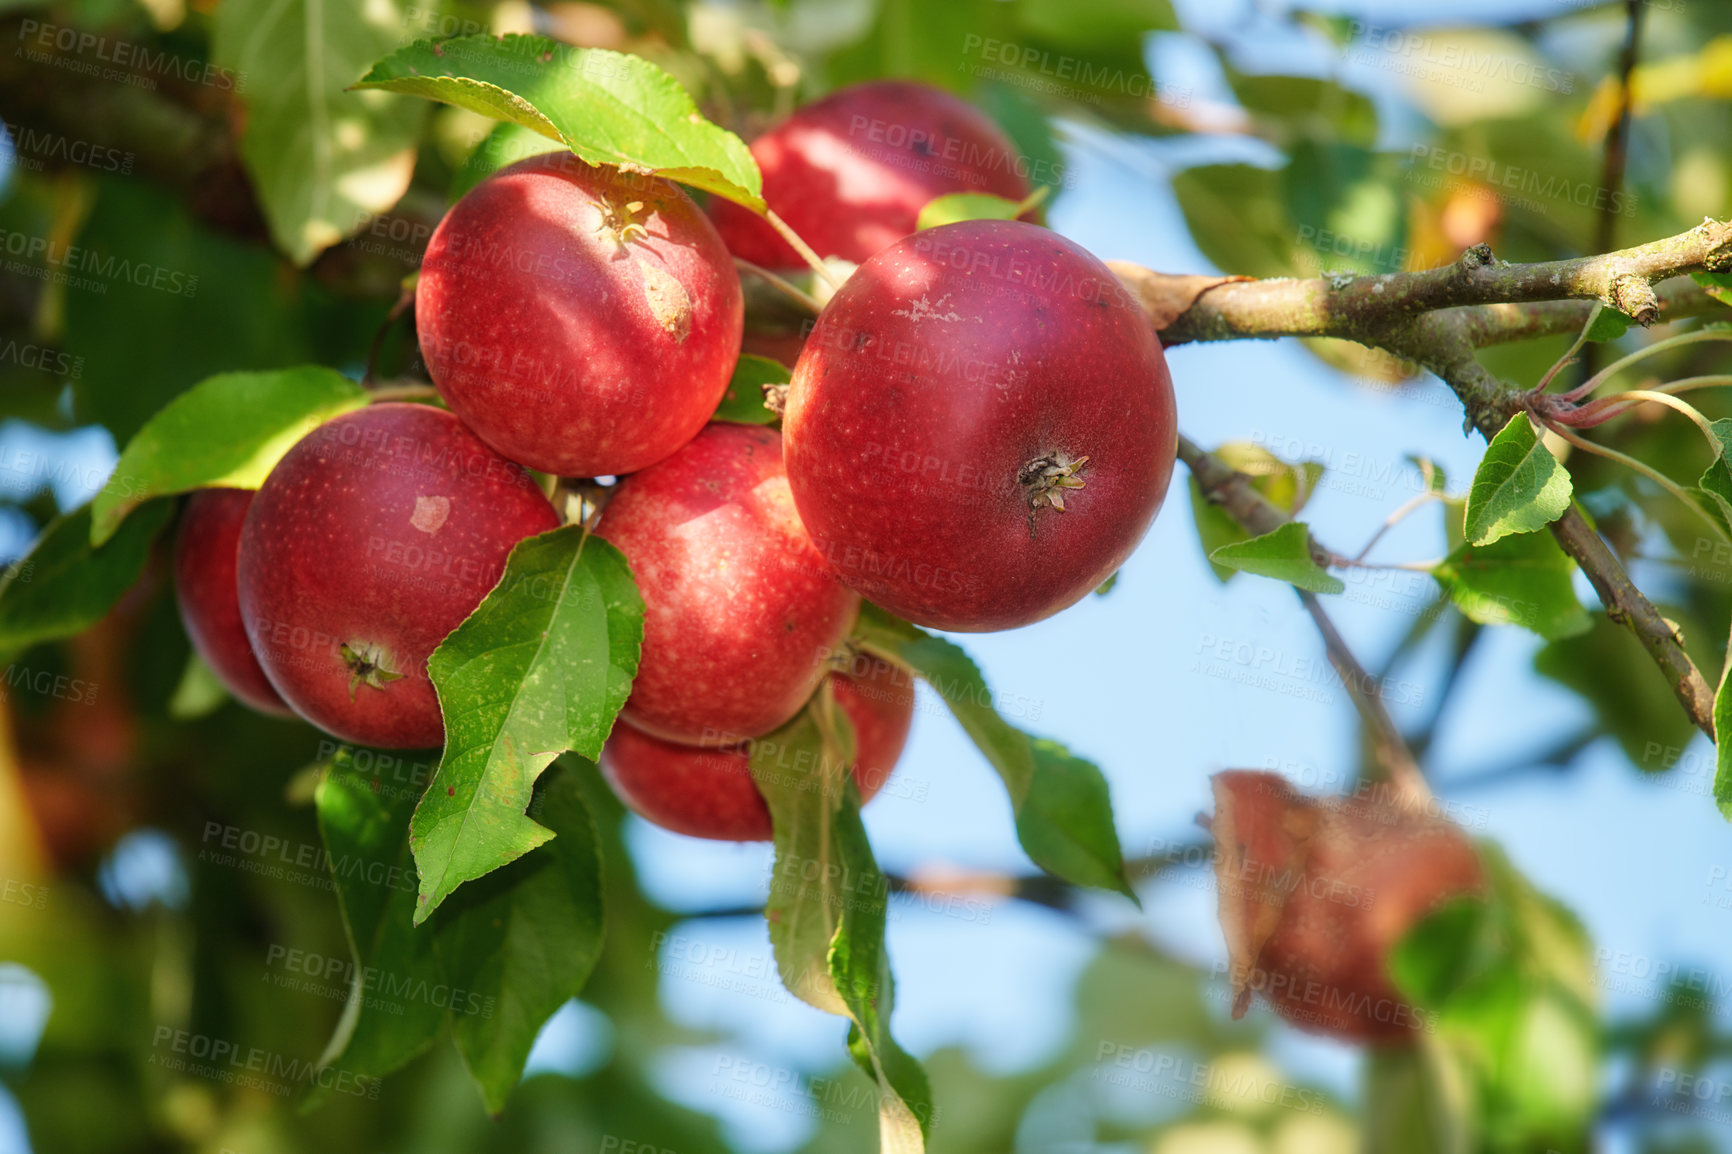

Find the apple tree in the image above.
[{"left": 0, "top": 1, "right": 1729, "bottom": 1152}]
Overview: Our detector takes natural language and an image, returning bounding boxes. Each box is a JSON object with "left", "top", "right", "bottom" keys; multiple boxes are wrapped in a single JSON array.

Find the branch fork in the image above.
[{"left": 1127, "top": 219, "right": 1732, "bottom": 740}]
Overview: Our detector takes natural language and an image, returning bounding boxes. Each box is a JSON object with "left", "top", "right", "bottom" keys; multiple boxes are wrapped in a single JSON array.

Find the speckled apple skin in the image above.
[
  {"left": 237, "top": 404, "right": 560, "bottom": 749},
  {"left": 600, "top": 657, "right": 914, "bottom": 840},
  {"left": 596, "top": 423, "right": 860, "bottom": 745},
  {"left": 174, "top": 488, "right": 293, "bottom": 717},
  {"left": 711, "top": 81, "right": 1032, "bottom": 269},
  {"left": 417, "top": 152, "right": 743, "bottom": 477},
  {"left": 784, "top": 219, "right": 1177, "bottom": 631}
]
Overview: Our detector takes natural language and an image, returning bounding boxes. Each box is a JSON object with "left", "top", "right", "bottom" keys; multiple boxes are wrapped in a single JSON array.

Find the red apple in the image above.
[
  {"left": 1209, "top": 771, "right": 1486, "bottom": 1044},
  {"left": 710, "top": 80, "right": 1032, "bottom": 269},
  {"left": 237, "top": 403, "right": 561, "bottom": 749},
  {"left": 416, "top": 151, "right": 744, "bottom": 477},
  {"left": 173, "top": 488, "right": 294, "bottom": 717},
  {"left": 596, "top": 423, "right": 860, "bottom": 745},
  {"left": 600, "top": 656, "right": 914, "bottom": 840},
  {"left": 783, "top": 219, "right": 1177, "bottom": 631}
]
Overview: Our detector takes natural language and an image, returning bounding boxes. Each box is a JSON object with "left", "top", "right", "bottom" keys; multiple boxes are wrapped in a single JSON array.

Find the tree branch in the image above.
[
  {"left": 1595, "top": 0, "right": 1646, "bottom": 260},
  {"left": 1122, "top": 222, "right": 1729, "bottom": 741},
  {"left": 679, "top": 842, "right": 1210, "bottom": 922},
  {"left": 1581, "top": 0, "right": 1646, "bottom": 384},
  {"left": 1378, "top": 314, "right": 1717, "bottom": 738},
  {"left": 1454, "top": 277, "right": 1722, "bottom": 348},
  {"left": 1177, "top": 434, "right": 1431, "bottom": 804},
  {"left": 1119, "top": 219, "right": 1732, "bottom": 347}
]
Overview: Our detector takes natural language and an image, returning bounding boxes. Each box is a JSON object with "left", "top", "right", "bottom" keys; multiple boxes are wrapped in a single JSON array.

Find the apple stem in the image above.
[
  {"left": 365, "top": 383, "right": 439, "bottom": 403},
  {"left": 734, "top": 258, "right": 822, "bottom": 315},
  {"left": 764, "top": 209, "right": 845, "bottom": 293}
]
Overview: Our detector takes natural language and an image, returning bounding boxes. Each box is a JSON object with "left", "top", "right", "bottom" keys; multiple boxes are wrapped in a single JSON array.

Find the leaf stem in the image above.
[
  {"left": 1534, "top": 302, "right": 1606, "bottom": 393},
  {"left": 1603, "top": 389, "right": 1722, "bottom": 450},
  {"left": 1645, "top": 374, "right": 1732, "bottom": 396},
  {"left": 1015, "top": 185, "right": 1053, "bottom": 217},
  {"left": 1568, "top": 383, "right": 1732, "bottom": 430},
  {"left": 363, "top": 279, "right": 417, "bottom": 387},
  {"left": 1353, "top": 491, "right": 1442, "bottom": 562},
  {"left": 1328, "top": 555, "right": 1444, "bottom": 573},
  {"left": 1546, "top": 422, "right": 1730, "bottom": 541},
  {"left": 1560, "top": 329, "right": 1732, "bottom": 402}
]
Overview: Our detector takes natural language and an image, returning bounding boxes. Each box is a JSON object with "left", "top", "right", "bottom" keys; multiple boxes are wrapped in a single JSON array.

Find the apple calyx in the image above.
[
  {"left": 819, "top": 640, "right": 861, "bottom": 675},
  {"left": 1019, "top": 450, "right": 1090, "bottom": 521},
  {"left": 762, "top": 380, "right": 790, "bottom": 417},
  {"left": 598, "top": 199, "right": 651, "bottom": 250},
  {"left": 340, "top": 641, "right": 406, "bottom": 699}
]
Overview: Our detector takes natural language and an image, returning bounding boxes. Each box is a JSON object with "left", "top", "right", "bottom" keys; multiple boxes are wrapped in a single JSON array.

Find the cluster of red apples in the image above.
[
  {"left": 173, "top": 79, "right": 1178, "bottom": 842},
  {"left": 165, "top": 77, "right": 1486, "bottom": 1049}
]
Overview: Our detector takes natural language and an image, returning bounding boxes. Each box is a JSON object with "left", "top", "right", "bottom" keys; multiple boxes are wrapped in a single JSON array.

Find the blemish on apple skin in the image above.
[
  {"left": 412, "top": 495, "right": 451, "bottom": 534},
  {"left": 639, "top": 262, "right": 693, "bottom": 342},
  {"left": 891, "top": 293, "right": 969, "bottom": 324}
]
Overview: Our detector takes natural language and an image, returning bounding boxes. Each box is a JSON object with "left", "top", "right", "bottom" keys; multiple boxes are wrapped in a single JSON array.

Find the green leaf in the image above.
[
  {"left": 711, "top": 355, "right": 786, "bottom": 426},
  {"left": 1697, "top": 418, "right": 1732, "bottom": 532},
  {"left": 1208, "top": 522, "right": 1344, "bottom": 594},
  {"left": 1389, "top": 845, "right": 1599, "bottom": 1150},
  {"left": 314, "top": 748, "right": 448, "bottom": 1082},
  {"left": 916, "top": 189, "right": 1047, "bottom": 231},
  {"left": 316, "top": 751, "right": 605, "bottom": 1114},
  {"left": 1390, "top": 898, "right": 1498, "bottom": 1009},
  {"left": 90, "top": 367, "right": 368, "bottom": 545},
  {"left": 827, "top": 0, "right": 1016, "bottom": 93},
  {"left": 356, "top": 35, "right": 763, "bottom": 210},
  {"left": 972, "top": 84, "right": 1066, "bottom": 198},
  {"left": 1393, "top": 843, "right": 1597, "bottom": 1017},
  {"left": 1015, "top": 0, "right": 1177, "bottom": 54},
  {"left": 1583, "top": 305, "right": 1633, "bottom": 343},
  {"left": 1363, "top": 1042, "right": 1475, "bottom": 1154},
  {"left": 1692, "top": 270, "right": 1732, "bottom": 309},
  {"left": 756, "top": 702, "right": 857, "bottom": 1015},
  {"left": 1714, "top": 649, "right": 1732, "bottom": 820},
  {"left": 1172, "top": 164, "right": 1300, "bottom": 278},
  {"left": 167, "top": 653, "right": 228, "bottom": 721},
  {"left": 1187, "top": 443, "right": 1322, "bottom": 583},
  {"left": 1407, "top": 454, "right": 1449, "bottom": 494},
  {"left": 61, "top": 177, "right": 341, "bottom": 444},
  {"left": 436, "top": 761, "right": 605, "bottom": 1113},
  {"left": 753, "top": 700, "right": 932, "bottom": 1147},
  {"left": 1463, "top": 415, "right": 1571, "bottom": 546},
  {"left": 1285, "top": 140, "right": 1406, "bottom": 276},
  {"left": 212, "top": 0, "right": 428, "bottom": 265},
  {"left": 451, "top": 121, "right": 566, "bottom": 201},
  {"left": 1229, "top": 71, "right": 1379, "bottom": 148},
  {"left": 852, "top": 604, "right": 1134, "bottom": 899},
  {"left": 0, "top": 503, "right": 173, "bottom": 655},
  {"left": 1432, "top": 530, "right": 1590, "bottom": 641},
  {"left": 833, "top": 839, "right": 934, "bottom": 1148},
  {"left": 410, "top": 527, "right": 642, "bottom": 924}
]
